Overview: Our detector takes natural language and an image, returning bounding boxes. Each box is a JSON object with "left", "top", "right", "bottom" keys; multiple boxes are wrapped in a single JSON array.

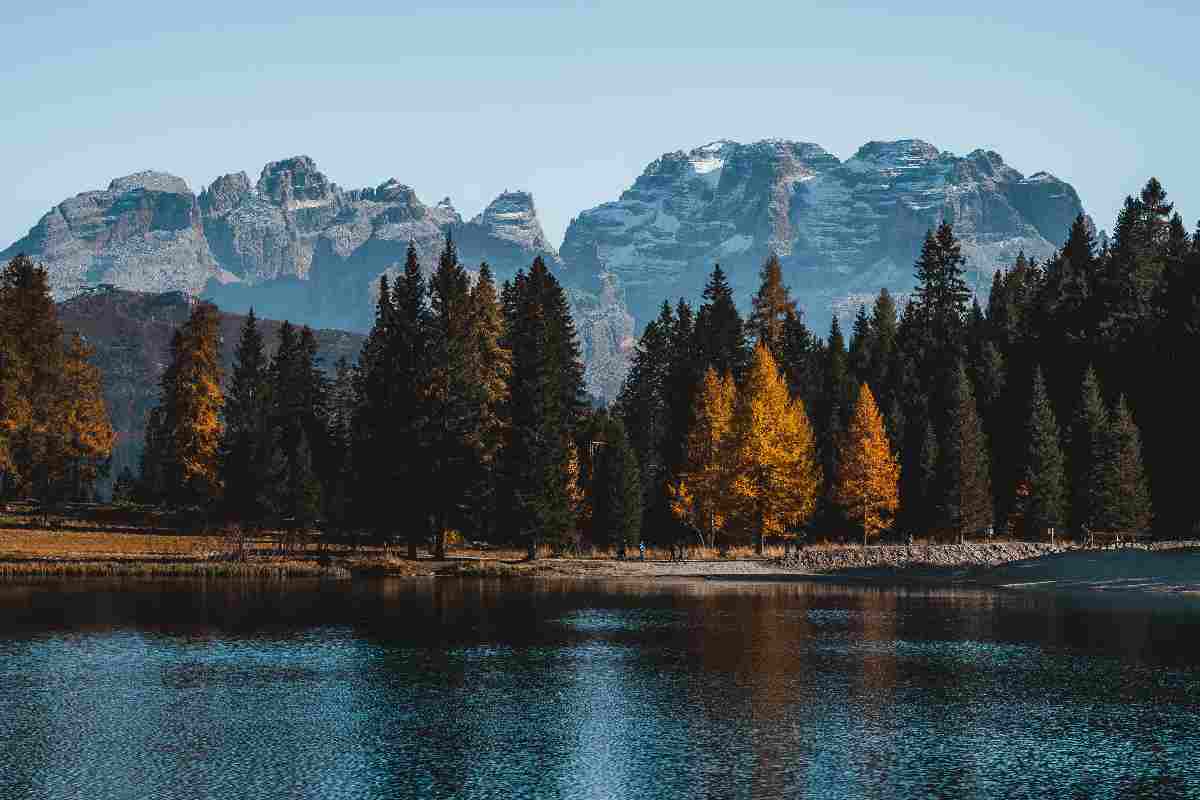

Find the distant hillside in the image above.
[{"left": 57, "top": 287, "right": 363, "bottom": 492}]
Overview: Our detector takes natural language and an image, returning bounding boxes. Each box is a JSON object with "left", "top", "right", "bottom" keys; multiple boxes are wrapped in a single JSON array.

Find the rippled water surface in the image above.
[{"left": 1, "top": 578, "right": 1199, "bottom": 799}]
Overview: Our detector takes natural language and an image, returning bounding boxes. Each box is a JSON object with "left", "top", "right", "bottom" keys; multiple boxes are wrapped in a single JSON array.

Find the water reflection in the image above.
[{"left": 1, "top": 578, "right": 1198, "bottom": 799}]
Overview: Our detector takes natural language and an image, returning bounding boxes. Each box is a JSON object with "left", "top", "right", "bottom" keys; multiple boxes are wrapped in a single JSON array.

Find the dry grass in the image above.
[{"left": 0, "top": 559, "right": 347, "bottom": 580}]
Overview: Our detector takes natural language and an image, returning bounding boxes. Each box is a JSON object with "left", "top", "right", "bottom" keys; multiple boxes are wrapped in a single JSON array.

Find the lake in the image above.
[{"left": 1, "top": 578, "right": 1198, "bottom": 799}]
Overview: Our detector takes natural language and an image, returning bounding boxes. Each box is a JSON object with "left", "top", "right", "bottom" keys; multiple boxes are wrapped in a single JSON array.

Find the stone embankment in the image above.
[
  {"left": 776, "top": 540, "right": 1200, "bottom": 574},
  {"left": 776, "top": 542, "right": 1070, "bottom": 573}
]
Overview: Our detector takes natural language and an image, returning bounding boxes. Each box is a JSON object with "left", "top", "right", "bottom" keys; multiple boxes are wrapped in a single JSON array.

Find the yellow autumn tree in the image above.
[
  {"left": 144, "top": 302, "right": 224, "bottom": 504},
  {"left": 728, "top": 343, "right": 822, "bottom": 554},
  {"left": 670, "top": 367, "right": 737, "bottom": 547},
  {"left": 833, "top": 383, "right": 900, "bottom": 546},
  {"left": 0, "top": 255, "right": 115, "bottom": 500},
  {"left": 46, "top": 334, "right": 116, "bottom": 498}
]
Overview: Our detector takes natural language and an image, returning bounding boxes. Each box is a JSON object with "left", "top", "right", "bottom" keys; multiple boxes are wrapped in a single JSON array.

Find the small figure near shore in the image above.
[{"left": 639, "top": 541, "right": 646, "bottom": 561}]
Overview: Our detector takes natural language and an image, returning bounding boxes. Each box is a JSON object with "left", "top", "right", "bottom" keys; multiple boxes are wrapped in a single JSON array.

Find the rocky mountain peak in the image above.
[
  {"left": 373, "top": 179, "right": 420, "bottom": 206},
  {"left": 256, "top": 156, "right": 336, "bottom": 207},
  {"left": 562, "top": 136, "right": 1089, "bottom": 330},
  {"left": 848, "top": 139, "right": 942, "bottom": 170},
  {"left": 107, "top": 170, "right": 192, "bottom": 196},
  {"left": 469, "top": 191, "right": 551, "bottom": 250},
  {"left": 198, "top": 172, "right": 252, "bottom": 216}
]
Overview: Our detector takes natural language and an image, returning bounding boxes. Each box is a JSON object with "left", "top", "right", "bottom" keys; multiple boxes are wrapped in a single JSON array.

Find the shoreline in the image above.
[{"left": 3, "top": 543, "right": 1200, "bottom": 596}]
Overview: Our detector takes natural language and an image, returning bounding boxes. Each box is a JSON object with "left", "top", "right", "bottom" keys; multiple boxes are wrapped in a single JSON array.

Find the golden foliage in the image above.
[
  {"left": 727, "top": 343, "right": 821, "bottom": 548},
  {"left": 833, "top": 383, "right": 900, "bottom": 543},
  {"left": 670, "top": 367, "right": 736, "bottom": 546},
  {"left": 160, "top": 303, "right": 225, "bottom": 500}
]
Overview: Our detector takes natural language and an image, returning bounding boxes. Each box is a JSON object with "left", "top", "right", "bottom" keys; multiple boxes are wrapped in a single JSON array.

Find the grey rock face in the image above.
[
  {"left": 560, "top": 138, "right": 1087, "bottom": 329},
  {"left": 6, "top": 155, "right": 576, "bottom": 332},
  {"left": 569, "top": 271, "right": 635, "bottom": 404},
  {"left": 2, "top": 171, "right": 218, "bottom": 299},
  {"left": 456, "top": 191, "right": 562, "bottom": 281}
]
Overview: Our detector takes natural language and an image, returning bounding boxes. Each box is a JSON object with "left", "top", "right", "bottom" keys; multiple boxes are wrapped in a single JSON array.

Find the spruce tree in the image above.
[
  {"left": 351, "top": 274, "right": 396, "bottom": 536},
  {"left": 938, "top": 363, "right": 992, "bottom": 541},
  {"left": 821, "top": 316, "right": 851, "bottom": 487},
  {"left": 778, "top": 308, "right": 822, "bottom": 411},
  {"left": 1018, "top": 367, "right": 1066, "bottom": 536},
  {"left": 425, "top": 233, "right": 478, "bottom": 557},
  {"left": 323, "top": 357, "right": 356, "bottom": 538},
  {"left": 593, "top": 416, "right": 642, "bottom": 555},
  {"left": 916, "top": 418, "right": 940, "bottom": 534},
  {"left": 221, "top": 310, "right": 268, "bottom": 524},
  {"left": 847, "top": 305, "right": 873, "bottom": 387},
  {"left": 911, "top": 223, "right": 971, "bottom": 406},
  {"left": 616, "top": 301, "right": 674, "bottom": 526},
  {"left": 694, "top": 264, "right": 748, "bottom": 379},
  {"left": 1068, "top": 366, "right": 1108, "bottom": 533},
  {"left": 869, "top": 289, "right": 898, "bottom": 401},
  {"left": 1096, "top": 396, "right": 1151, "bottom": 533},
  {"left": 499, "top": 256, "right": 585, "bottom": 558},
  {"left": 662, "top": 299, "right": 701, "bottom": 484}
]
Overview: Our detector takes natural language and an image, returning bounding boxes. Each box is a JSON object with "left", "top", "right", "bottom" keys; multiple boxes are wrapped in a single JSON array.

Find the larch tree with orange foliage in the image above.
[
  {"left": 670, "top": 367, "right": 737, "bottom": 547},
  {"left": 728, "top": 343, "right": 822, "bottom": 555},
  {"left": 144, "top": 302, "right": 224, "bottom": 505},
  {"left": 0, "top": 255, "right": 114, "bottom": 501},
  {"left": 49, "top": 333, "right": 116, "bottom": 499},
  {"left": 834, "top": 383, "right": 900, "bottom": 547}
]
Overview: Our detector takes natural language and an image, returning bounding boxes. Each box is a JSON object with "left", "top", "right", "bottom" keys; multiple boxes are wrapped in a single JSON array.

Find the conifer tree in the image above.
[
  {"left": 662, "top": 299, "right": 701, "bottom": 482},
  {"left": 869, "top": 289, "right": 898, "bottom": 401},
  {"left": 821, "top": 316, "right": 851, "bottom": 485},
  {"left": 617, "top": 301, "right": 673, "bottom": 505},
  {"left": 747, "top": 253, "right": 796, "bottom": 355},
  {"left": 670, "top": 367, "right": 736, "bottom": 548},
  {"left": 425, "top": 233, "right": 479, "bottom": 557},
  {"left": 847, "top": 305, "right": 873, "bottom": 386},
  {"left": 149, "top": 302, "right": 224, "bottom": 505},
  {"left": 323, "top": 357, "right": 356, "bottom": 537},
  {"left": 1016, "top": 367, "right": 1066, "bottom": 536},
  {"left": 1068, "top": 366, "right": 1107, "bottom": 532},
  {"left": 52, "top": 333, "right": 115, "bottom": 500},
  {"left": 695, "top": 264, "right": 748, "bottom": 379},
  {"left": 0, "top": 255, "right": 113, "bottom": 500},
  {"left": 911, "top": 223, "right": 971, "bottom": 404},
  {"left": 352, "top": 276, "right": 395, "bottom": 530},
  {"left": 499, "top": 256, "right": 585, "bottom": 558},
  {"left": 938, "top": 363, "right": 992, "bottom": 541},
  {"left": 833, "top": 384, "right": 900, "bottom": 546},
  {"left": 593, "top": 416, "right": 642, "bottom": 555},
  {"left": 778, "top": 308, "right": 822, "bottom": 410},
  {"left": 1096, "top": 396, "right": 1151, "bottom": 533},
  {"left": 463, "top": 263, "right": 510, "bottom": 541},
  {"left": 915, "top": 418, "right": 940, "bottom": 533},
  {"left": 728, "top": 343, "right": 822, "bottom": 554},
  {"left": 221, "top": 310, "right": 268, "bottom": 523}
]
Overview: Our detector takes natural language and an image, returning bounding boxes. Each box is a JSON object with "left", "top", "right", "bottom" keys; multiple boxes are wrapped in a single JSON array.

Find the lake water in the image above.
[{"left": 1, "top": 578, "right": 1198, "bottom": 799}]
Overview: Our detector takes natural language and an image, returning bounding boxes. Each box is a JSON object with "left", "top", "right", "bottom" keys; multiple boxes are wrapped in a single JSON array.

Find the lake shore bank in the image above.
[{"left": 4, "top": 522, "right": 1198, "bottom": 593}]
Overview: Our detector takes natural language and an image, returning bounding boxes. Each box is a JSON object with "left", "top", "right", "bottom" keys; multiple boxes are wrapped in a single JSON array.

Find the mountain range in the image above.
[{"left": 4, "top": 139, "right": 1088, "bottom": 399}]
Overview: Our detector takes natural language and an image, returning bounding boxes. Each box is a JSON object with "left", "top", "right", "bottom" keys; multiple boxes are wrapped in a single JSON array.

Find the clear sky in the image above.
[{"left": 2, "top": 0, "right": 1196, "bottom": 249}]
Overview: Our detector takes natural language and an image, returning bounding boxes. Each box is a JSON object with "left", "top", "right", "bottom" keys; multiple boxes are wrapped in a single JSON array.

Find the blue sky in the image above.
[{"left": 2, "top": 1, "right": 1196, "bottom": 248}]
